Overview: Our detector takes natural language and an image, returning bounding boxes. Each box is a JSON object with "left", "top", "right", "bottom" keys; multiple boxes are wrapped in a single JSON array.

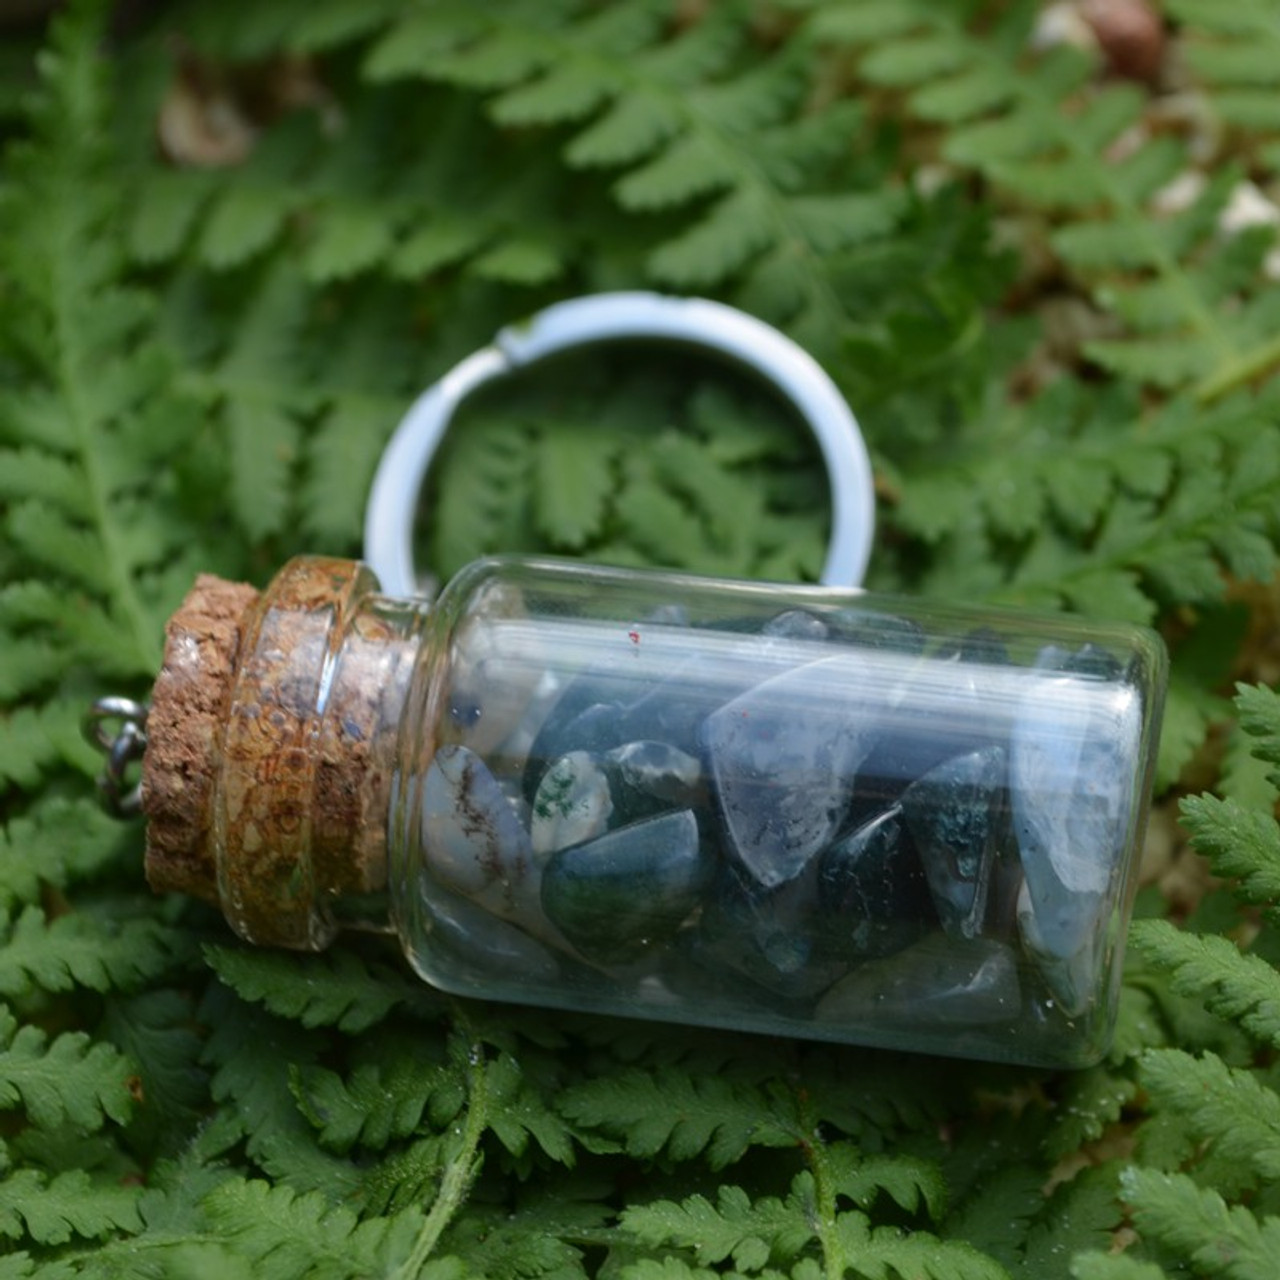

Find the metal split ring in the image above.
[
  {"left": 364, "top": 292, "right": 876, "bottom": 597},
  {"left": 82, "top": 696, "right": 149, "bottom": 817}
]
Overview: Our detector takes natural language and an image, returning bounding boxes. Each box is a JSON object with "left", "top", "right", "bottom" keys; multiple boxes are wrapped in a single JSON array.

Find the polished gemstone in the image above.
[
  {"left": 901, "top": 746, "right": 1006, "bottom": 939},
  {"left": 762, "top": 609, "right": 830, "bottom": 641},
  {"left": 692, "top": 862, "right": 844, "bottom": 1000},
  {"left": 704, "top": 656, "right": 881, "bottom": 889},
  {"left": 815, "top": 936, "right": 1021, "bottom": 1027},
  {"left": 422, "top": 744, "right": 540, "bottom": 928},
  {"left": 815, "top": 806, "right": 935, "bottom": 960},
  {"left": 531, "top": 751, "right": 614, "bottom": 856},
  {"left": 1016, "top": 881, "right": 1096, "bottom": 1018},
  {"left": 1011, "top": 671, "right": 1139, "bottom": 960},
  {"left": 604, "top": 739, "right": 702, "bottom": 825},
  {"left": 829, "top": 608, "right": 926, "bottom": 654},
  {"left": 420, "top": 880, "right": 560, "bottom": 982},
  {"left": 540, "top": 809, "right": 709, "bottom": 963}
]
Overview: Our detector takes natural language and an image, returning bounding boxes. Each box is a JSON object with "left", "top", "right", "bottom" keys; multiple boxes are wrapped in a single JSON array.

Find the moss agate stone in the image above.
[
  {"left": 815, "top": 807, "right": 935, "bottom": 961},
  {"left": 901, "top": 746, "right": 1006, "bottom": 939},
  {"left": 540, "top": 809, "right": 710, "bottom": 963},
  {"left": 1011, "top": 672, "right": 1140, "bottom": 995},
  {"left": 691, "top": 861, "right": 844, "bottom": 1000},
  {"left": 420, "top": 880, "right": 561, "bottom": 983},
  {"left": 815, "top": 936, "right": 1021, "bottom": 1028},
  {"left": 531, "top": 751, "right": 614, "bottom": 856},
  {"left": 704, "top": 656, "right": 882, "bottom": 889},
  {"left": 422, "top": 744, "right": 540, "bottom": 928},
  {"left": 604, "top": 740, "right": 702, "bottom": 820}
]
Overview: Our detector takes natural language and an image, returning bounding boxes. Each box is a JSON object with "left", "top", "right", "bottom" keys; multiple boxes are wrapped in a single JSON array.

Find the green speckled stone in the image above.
[
  {"left": 541, "top": 809, "right": 711, "bottom": 964},
  {"left": 901, "top": 746, "right": 1006, "bottom": 939},
  {"left": 531, "top": 750, "right": 614, "bottom": 856},
  {"left": 815, "top": 936, "right": 1021, "bottom": 1027}
]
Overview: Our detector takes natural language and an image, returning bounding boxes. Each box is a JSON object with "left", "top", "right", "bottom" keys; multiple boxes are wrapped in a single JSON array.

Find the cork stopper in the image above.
[
  {"left": 142, "top": 573, "right": 259, "bottom": 906},
  {"left": 141, "top": 557, "right": 422, "bottom": 950}
]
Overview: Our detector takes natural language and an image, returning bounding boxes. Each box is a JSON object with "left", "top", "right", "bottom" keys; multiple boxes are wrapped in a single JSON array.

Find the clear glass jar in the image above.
[{"left": 143, "top": 556, "right": 1166, "bottom": 1067}]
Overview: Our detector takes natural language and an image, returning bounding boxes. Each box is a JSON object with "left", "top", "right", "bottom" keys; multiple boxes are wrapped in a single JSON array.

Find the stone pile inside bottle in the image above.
[{"left": 418, "top": 606, "right": 1139, "bottom": 1033}]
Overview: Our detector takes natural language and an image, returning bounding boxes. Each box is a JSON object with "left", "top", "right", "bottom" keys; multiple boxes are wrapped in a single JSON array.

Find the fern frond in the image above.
[
  {"left": 1180, "top": 793, "right": 1280, "bottom": 916},
  {"left": 826, "top": 1141, "right": 947, "bottom": 1220},
  {"left": 1128, "top": 919, "right": 1280, "bottom": 1050},
  {"left": 0, "top": 798, "right": 125, "bottom": 913},
  {"left": 1165, "top": 0, "right": 1280, "bottom": 142},
  {"left": 199, "top": 1177, "right": 425, "bottom": 1279},
  {"left": 291, "top": 1042, "right": 463, "bottom": 1155},
  {"left": 1121, "top": 1166, "right": 1280, "bottom": 1280},
  {"left": 1234, "top": 683, "right": 1280, "bottom": 786},
  {"left": 484, "top": 1049, "right": 577, "bottom": 1167},
  {"left": 204, "top": 944, "right": 426, "bottom": 1033},
  {"left": 0, "top": 1006, "right": 135, "bottom": 1132},
  {"left": 797, "top": 1, "right": 1280, "bottom": 397},
  {"left": 1138, "top": 1048, "right": 1280, "bottom": 1195},
  {"left": 0, "top": 1168, "right": 142, "bottom": 1247},
  {"left": 1070, "top": 1254, "right": 1171, "bottom": 1280},
  {"left": 621, "top": 1182, "right": 815, "bottom": 1272},
  {"left": 0, "top": 906, "right": 182, "bottom": 999},
  {"left": 200, "top": 988, "right": 364, "bottom": 1198},
  {"left": 557, "top": 1065, "right": 796, "bottom": 1170},
  {"left": 0, "top": 0, "right": 206, "bottom": 704},
  {"left": 899, "top": 384, "right": 1280, "bottom": 630}
]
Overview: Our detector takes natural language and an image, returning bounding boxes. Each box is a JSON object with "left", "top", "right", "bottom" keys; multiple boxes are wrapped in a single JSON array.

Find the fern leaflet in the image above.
[
  {"left": 0, "top": 1006, "right": 135, "bottom": 1133},
  {"left": 1128, "top": 920, "right": 1280, "bottom": 1050}
]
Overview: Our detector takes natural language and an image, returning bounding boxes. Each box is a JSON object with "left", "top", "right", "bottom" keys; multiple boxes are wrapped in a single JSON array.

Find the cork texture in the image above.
[
  {"left": 140, "top": 557, "right": 412, "bottom": 949},
  {"left": 141, "top": 574, "right": 259, "bottom": 904}
]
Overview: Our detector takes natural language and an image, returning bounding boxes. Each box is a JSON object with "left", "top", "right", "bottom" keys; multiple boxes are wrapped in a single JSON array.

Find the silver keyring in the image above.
[{"left": 364, "top": 292, "right": 876, "bottom": 596}]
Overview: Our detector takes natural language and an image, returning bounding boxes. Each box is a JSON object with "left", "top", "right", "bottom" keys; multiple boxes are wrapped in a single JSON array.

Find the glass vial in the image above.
[{"left": 141, "top": 555, "right": 1166, "bottom": 1067}]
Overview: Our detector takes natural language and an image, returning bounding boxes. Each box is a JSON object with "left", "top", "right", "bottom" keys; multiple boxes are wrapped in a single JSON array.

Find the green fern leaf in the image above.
[
  {"left": 0, "top": 1006, "right": 135, "bottom": 1132},
  {"left": 1139, "top": 1047, "right": 1280, "bottom": 1194},
  {"left": 1180, "top": 793, "right": 1280, "bottom": 915},
  {"left": 1070, "top": 1254, "right": 1170, "bottom": 1280},
  {"left": 0, "top": 1168, "right": 142, "bottom": 1247},
  {"left": 621, "top": 1182, "right": 814, "bottom": 1271},
  {"left": 1235, "top": 683, "right": 1280, "bottom": 785},
  {"left": 204, "top": 944, "right": 424, "bottom": 1033},
  {"left": 200, "top": 1177, "right": 425, "bottom": 1279},
  {"left": 835, "top": 1210, "right": 1012, "bottom": 1280},
  {"left": 1128, "top": 919, "right": 1280, "bottom": 1050},
  {"left": 819, "top": 1141, "right": 943, "bottom": 1220},
  {"left": 531, "top": 421, "right": 617, "bottom": 551},
  {"left": 0, "top": 907, "right": 181, "bottom": 998},
  {"left": 0, "top": 799, "right": 124, "bottom": 912},
  {"left": 291, "top": 1042, "right": 464, "bottom": 1154},
  {"left": 484, "top": 1049, "right": 577, "bottom": 1167},
  {"left": 558, "top": 1065, "right": 796, "bottom": 1169},
  {"left": 201, "top": 988, "right": 364, "bottom": 1197},
  {"left": 1121, "top": 1167, "right": 1280, "bottom": 1280}
]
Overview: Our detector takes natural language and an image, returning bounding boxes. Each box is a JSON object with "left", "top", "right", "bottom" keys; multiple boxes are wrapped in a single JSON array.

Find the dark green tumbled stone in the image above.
[
  {"left": 828, "top": 608, "right": 927, "bottom": 654},
  {"left": 762, "top": 609, "right": 830, "bottom": 641},
  {"left": 815, "top": 807, "right": 935, "bottom": 961},
  {"left": 603, "top": 739, "right": 702, "bottom": 826},
  {"left": 814, "top": 935, "right": 1021, "bottom": 1027},
  {"left": 691, "top": 862, "right": 846, "bottom": 1000},
  {"left": 901, "top": 745, "right": 1006, "bottom": 939},
  {"left": 420, "top": 880, "right": 561, "bottom": 983},
  {"left": 540, "top": 809, "right": 710, "bottom": 964}
]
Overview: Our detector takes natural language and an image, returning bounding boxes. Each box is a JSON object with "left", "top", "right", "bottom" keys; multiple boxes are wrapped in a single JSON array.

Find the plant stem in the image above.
[
  {"left": 797, "top": 1090, "right": 847, "bottom": 1280},
  {"left": 391, "top": 1029, "right": 489, "bottom": 1280},
  {"left": 1196, "top": 331, "right": 1280, "bottom": 404}
]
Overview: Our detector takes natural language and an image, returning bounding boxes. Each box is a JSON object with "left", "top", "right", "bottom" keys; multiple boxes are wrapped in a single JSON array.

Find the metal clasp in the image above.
[{"left": 82, "top": 696, "right": 149, "bottom": 818}]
